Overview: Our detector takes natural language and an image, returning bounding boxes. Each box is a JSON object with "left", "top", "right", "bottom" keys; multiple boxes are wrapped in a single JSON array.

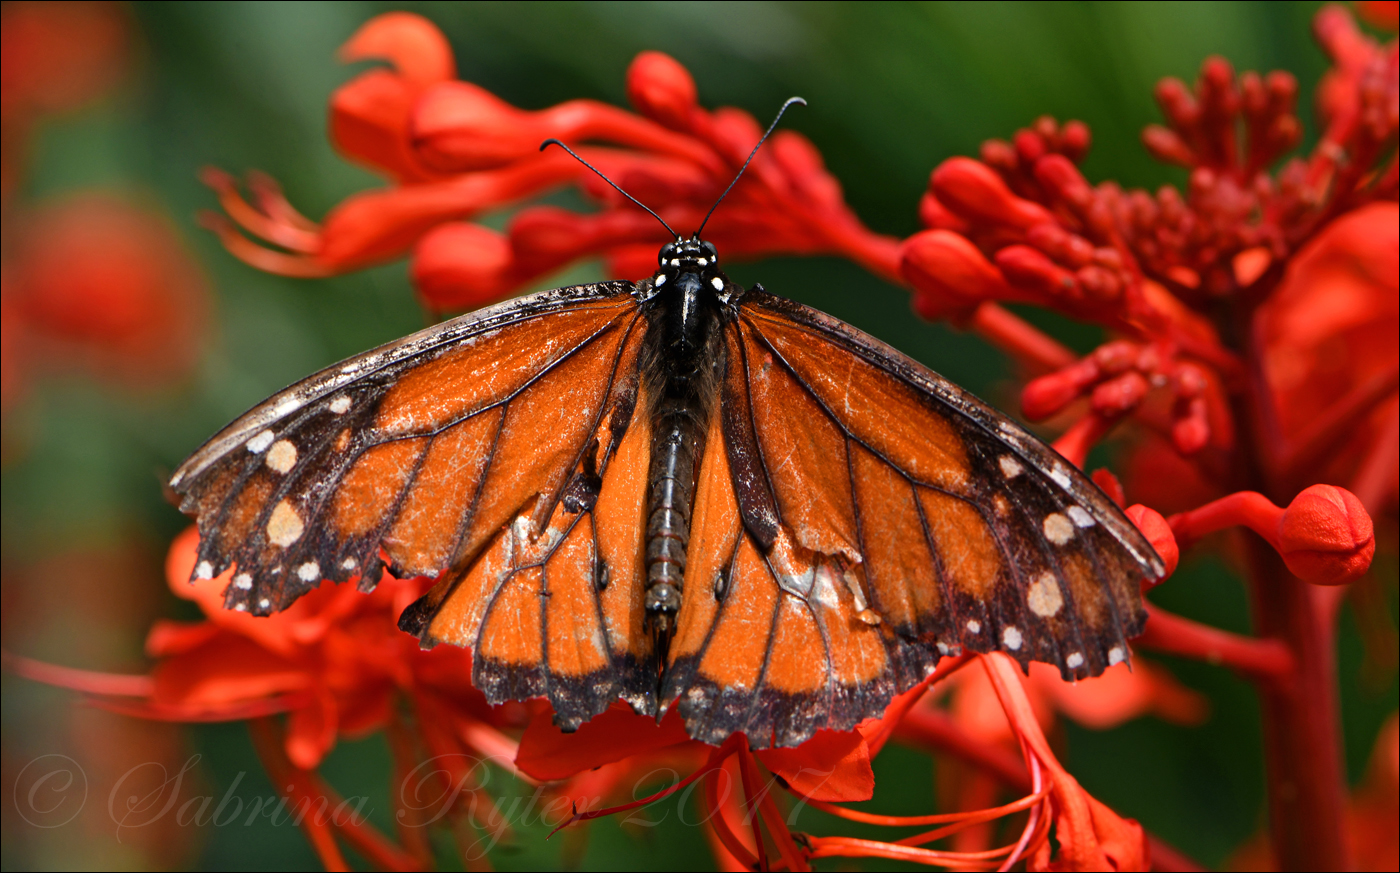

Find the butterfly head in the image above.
[{"left": 655, "top": 238, "right": 721, "bottom": 291}]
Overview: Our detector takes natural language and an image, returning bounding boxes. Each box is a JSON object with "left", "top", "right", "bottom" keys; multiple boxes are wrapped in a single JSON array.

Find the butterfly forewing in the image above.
[{"left": 734, "top": 291, "right": 1160, "bottom": 678}]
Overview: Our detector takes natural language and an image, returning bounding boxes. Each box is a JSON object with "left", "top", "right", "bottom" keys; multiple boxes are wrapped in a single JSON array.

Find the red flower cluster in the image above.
[
  {"left": 205, "top": 12, "right": 899, "bottom": 314},
  {"left": 12, "top": 5, "right": 1397, "bottom": 872}
]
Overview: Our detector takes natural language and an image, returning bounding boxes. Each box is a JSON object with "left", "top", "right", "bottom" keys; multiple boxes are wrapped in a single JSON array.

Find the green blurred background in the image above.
[{"left": 2, "top": 1, "right": 1395, "bottom": 870}]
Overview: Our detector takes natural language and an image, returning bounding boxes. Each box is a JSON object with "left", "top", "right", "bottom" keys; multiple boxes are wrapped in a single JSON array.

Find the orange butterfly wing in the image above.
[
  {"left": 661, "top": 289, "right": 1162, "bottom": 748},
  {"left": 170, "top": 283, "right": 658, "bottom": 726}
]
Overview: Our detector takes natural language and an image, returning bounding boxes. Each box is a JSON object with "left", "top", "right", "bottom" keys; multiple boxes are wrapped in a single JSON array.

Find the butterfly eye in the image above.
[
  {"left": 702, "top": 241, "right": 718, "bottom": 261},
  {"left": 658, "top": 243, "right": 677, "bottom": 267}
]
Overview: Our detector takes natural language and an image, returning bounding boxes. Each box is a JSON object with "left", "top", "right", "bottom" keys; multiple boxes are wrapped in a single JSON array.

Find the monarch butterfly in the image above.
[{"left": 170, "top": 100, "right": 1164, "bottom": 749}]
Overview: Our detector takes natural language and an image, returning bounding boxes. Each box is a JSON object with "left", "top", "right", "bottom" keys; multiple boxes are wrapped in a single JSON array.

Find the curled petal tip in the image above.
[{"left": 338, "top": 11, "right": 455, "bottom": 86}]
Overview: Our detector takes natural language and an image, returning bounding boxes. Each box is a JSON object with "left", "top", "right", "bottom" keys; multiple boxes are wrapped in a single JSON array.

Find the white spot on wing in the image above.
[
  {"left": 1066, "top": 652, "right": 1085, "bottom": 669},
  {"left": 1027, "top": 571, "right": 1064, "bottom": 617},
  {"left": 267, "top": 500, "right": 304, "bottom": 547},
  {"left": 329, "top": 396, "right": 351, "bottom": 415},
  {"left": 341, "top": 557, "right": 358, "bottom": 571},
  {"left": 234, "top": 603, "right": 248, "bottom": 612},
  {"left": 999, "top": 456, "right": 1023, "bottom": 479},
  {"left": 966, "top": 619, "right": 981, "bottom": 634},
  {"left": 246, "top": 430, "right": 275, "bottom": 453},
  {"left": 272, "top": 398, "right": 303, "bottom": 418},
  {"left": 266, "top": 440, "right": 297, "bottom": 474},
  {"left": 233, "top": 573, "right": 253, "bottom": 590},
  {"left": 655, "top": 273, "right": 667, "bottom": 286},
  {"left": 258, "top": 598, "right": 271, "bottom": 610},
  {"left": 1003, "top": 626, "right": 1023, "bottom": 650},
  {"left": 1050, "top": 463, "right": 1072, "bottom": 488},
  {"left": 194, "top": 561, "right": 213, "bottom": 580},
  {"left": 1108, "top": 646, "right": 1126, "bottom": 666},
  {"left": 1043, "top": 513, "right": 1075, "bottom": 545},
  {"left": 1068, "top": 505, "right": 1096, "bottom": 528},
  {"left": 711, "top": 277, "right": 724, "bottom": 290},
  {"left": 296, "top": 561, "right": 320, "bottom": 582}
]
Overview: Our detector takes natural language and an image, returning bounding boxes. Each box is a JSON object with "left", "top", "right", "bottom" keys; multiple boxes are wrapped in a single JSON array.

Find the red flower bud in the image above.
[
  {"left": 626, "top": 51, "right": 699, "bottom": 131},
  {"left": 1059, "top": 120, "right": 1092, "bottom": 162},
  {"left": 1026, "top": 222, "right": 1094, "bottom": 267},
  {"left": 917, "top": 192, "right": 970, "bottom": 232},
  {"left": 1171, "top": 396, "right": 1210, "bottom": 455},
  {"left": 1014, "top": 128, "right": 1047, "bottom": 164},
  {"left": 899, "top": 230, "right": 1011, "bottom": 318},
  {"left": 1090, "top": 371, "right": 1149, "bottom": 416},
  {"left": 1033, "top": 154, "right": 1093, "bottom": 208},
  {"left": 995, "top": 244, "right": 1078, "bottom": 299},
  {"left": 410, "top": 222, "right": 513, "bottom": 312},
  {"left": 1126, "top": 504, "right": 1178, "bottom": 582},
  {"left": 1091, "top": 340, "right": 1140, "bottom": 374},
  {"left": 1154, "top": 77, "right": 1199, "bottom": 131},
  {"left": 1142, "top": 124, "right": 1195, "bottom": 167},
  {"left": 1276, "top": 485, "right": 1376, "bottom": 586},
  {"left": 1075, "top": 264, "right": 1123, "bottom": 304},
  {"left": 930, "top": 157, "right": 1052, "bottom": 230},
  {"left": 1021, "top": 359, "right": 1100, "bottom": 421},
  {"left": 979, "top": 138, "right": 1018, "bottom": 173}
]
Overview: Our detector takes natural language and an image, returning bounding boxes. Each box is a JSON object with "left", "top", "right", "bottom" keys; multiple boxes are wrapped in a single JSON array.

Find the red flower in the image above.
[
  {"left": 204, "top": 13, "right": 900, "bottom": 313},
  {"left": 4, "top": 195, "right": 208, "bottom": 400},
  {"left": 0, "top": 1, "right": 129, "bottom": 200}
]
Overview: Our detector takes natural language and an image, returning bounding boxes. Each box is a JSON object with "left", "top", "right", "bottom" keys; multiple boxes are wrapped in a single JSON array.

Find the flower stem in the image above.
[{"left": 1242, "top": 536, "right": 1352, "bottom": 870}]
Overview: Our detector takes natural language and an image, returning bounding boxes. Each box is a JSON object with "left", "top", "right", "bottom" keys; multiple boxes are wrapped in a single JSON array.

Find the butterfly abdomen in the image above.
[
  {"left": 638, "top": 266, "right": 727, "bottom": 644},
  {"left": 644, "top": 410, "right": 699, "bottom": 635}
]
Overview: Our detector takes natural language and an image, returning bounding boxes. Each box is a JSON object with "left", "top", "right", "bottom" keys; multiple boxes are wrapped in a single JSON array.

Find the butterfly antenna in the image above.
[
  {"left": 693, "top": 96, "right": 806, "bottom": 238},
  {"left": 540, "top": 138, "right": 680, "bottom": 239}
]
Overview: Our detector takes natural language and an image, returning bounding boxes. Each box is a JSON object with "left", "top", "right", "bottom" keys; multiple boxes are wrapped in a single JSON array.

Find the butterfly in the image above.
[{"left": 170, "top": 100, "right": 1164, "bottom": 749}]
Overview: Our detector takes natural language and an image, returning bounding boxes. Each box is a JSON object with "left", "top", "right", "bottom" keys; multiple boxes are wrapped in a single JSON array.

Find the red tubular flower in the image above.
[
  {"left": 5, "top": 194, "right": 209, "bottom": 397},
  {"left": 6, "top": 527, "right": 532, "bottom": 869},
  {"left": 204, "top": 14, "right": 901, "bottom": 313}
]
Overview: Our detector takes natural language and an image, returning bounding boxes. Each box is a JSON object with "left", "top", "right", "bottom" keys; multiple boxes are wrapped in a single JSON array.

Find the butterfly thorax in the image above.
[{"left": 638, "top": 238, "right": 732, "bottom": 646}]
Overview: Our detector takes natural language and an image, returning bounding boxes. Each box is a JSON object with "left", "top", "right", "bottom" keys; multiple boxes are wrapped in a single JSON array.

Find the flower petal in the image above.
[
  {"left": 515, "top": 701, "right": 694, "bottom": 781},
  {"left": 756, "top": 730, "right": 874, "bottom": 802}
]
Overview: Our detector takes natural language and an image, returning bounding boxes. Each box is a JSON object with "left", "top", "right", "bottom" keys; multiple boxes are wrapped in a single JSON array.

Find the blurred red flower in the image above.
[
  {"left": 204, "top": 12, "right": 899, "bottom": 313},
  {"left": 4, "top": 195, "right": 208, "bottom": 403},
  {"left": 0, "top": 1, "right": 129, "bottom": 200}
]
